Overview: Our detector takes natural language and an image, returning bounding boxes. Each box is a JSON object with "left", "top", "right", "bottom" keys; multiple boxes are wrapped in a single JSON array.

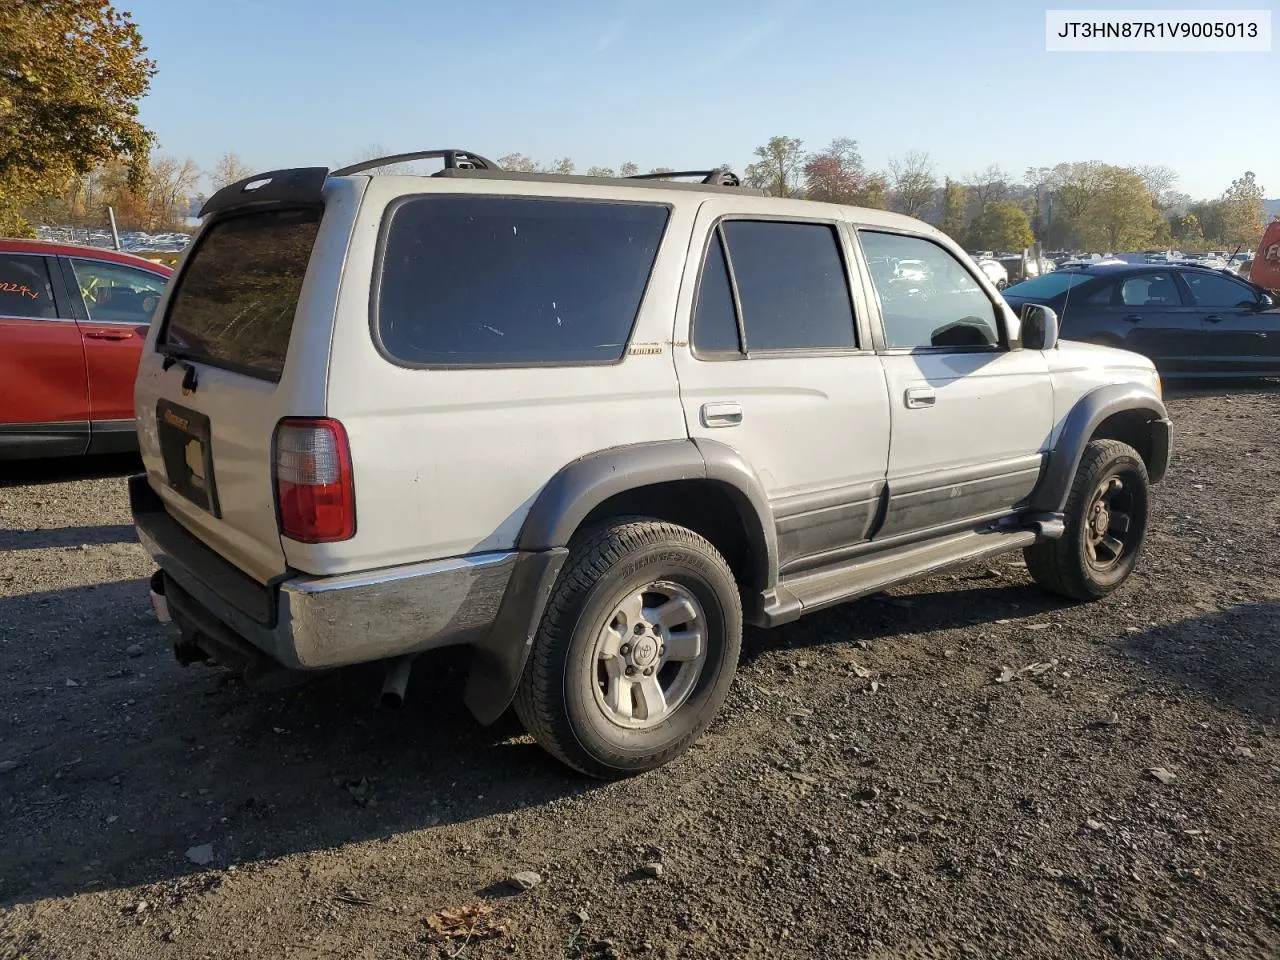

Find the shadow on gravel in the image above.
[
  {"left": 1121, "top": 601, "right": 1280, "bottom": 722},
  {"left": 741, "top": 578, "right": 1071, "bottom": 666},
  {"left": 0, "top": 576, "right": 602, "bottom": 908},
  {"left": 0, "top": 523, "right": 137, "bottom": 551},
  {"left": 1163, "top": 378, "right": 1280, "bottom": 399},
  {"left": 0, "top": 453, "right": 140, "bottom": 489}
]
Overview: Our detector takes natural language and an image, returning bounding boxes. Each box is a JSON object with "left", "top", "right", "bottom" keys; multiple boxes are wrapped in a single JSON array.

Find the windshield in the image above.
[{"left": 1005, "top": 272, "right": 1095, "bottom": 299}]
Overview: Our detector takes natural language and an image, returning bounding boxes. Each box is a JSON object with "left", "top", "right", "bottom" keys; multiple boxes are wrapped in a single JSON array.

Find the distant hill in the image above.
[{"left": 1265, "top": 198, "right": 1280, "bottom": 221}]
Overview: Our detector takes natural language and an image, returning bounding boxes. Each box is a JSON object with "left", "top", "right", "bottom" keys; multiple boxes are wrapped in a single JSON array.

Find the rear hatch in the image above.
[{"left": 134, "top": 176, "right": 349, "bottom": 585}]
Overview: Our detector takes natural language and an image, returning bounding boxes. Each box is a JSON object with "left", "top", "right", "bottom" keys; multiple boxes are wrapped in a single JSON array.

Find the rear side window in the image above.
[
  {"left": 0, "top": 254, "right": 57, "bottom": 319},
  {"left": 691, "top": 220, "right": 857, "bottom": 355},
  {"left": 1182, "top": 271, "right": 1259, "bottom": 308},
  {"left": 161, "top": 208, "right": 321, "bottom": 382},
  {"left": 375, "top": 196, "right": 670, "bottom": 367}
]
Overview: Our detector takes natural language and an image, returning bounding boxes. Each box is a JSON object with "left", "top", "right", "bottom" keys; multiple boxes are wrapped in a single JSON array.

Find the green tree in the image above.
[
  {"left": 0, "top": 0, "right": 156, "bottom": 235},
  {"left": 1218, "top": 171, "right": 1265, "bottom": 247},
  {"left": 966, "top": 201, "right": 1033, "bottom": 252},
  {"left": 1083, "top": 165, "right": 1160, "bottom": 251},
  {"left": 744, "top": 136, "right": 805, "bottom": 197},
  {"left": 854, "top": 173, "right": 888, "bottom": 210},
  {"left": 939, "top": 178, "right": 967, "bottom": 239}
]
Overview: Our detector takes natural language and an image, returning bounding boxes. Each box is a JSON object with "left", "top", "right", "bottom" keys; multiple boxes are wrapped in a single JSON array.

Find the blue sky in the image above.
[{"left": 122, "top": 0, "right": 1278, "bottom": 200}]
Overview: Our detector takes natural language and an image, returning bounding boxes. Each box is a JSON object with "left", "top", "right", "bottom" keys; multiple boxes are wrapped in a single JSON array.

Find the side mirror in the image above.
[
  {"left": 1021, "top": 303, "right": 1059, "bottom": 350},
  {"left": 1261, "top": 293, "right": 1275, "bottom": 309}
]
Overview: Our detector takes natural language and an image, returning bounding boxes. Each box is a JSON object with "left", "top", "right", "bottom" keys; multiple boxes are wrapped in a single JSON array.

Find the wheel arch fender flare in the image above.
[
  {"left": 465, "top": 439, "right": 777, "bottom": 726},
  {"left": 1030, "top": 383, "right": 1171, "bottom": 514}
]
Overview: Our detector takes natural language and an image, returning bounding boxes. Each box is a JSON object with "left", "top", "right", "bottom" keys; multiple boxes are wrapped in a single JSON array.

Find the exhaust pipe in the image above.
[{"left": 380, "top": 657, "right": 413, "bottom": 709}]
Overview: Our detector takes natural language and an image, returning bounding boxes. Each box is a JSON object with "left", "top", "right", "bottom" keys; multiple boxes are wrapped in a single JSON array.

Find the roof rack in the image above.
[
  {"left": 331, "top": 149, "right": 500, "bottom": 177},
  {"left": 628, "top": 169, "right": 742, "bottom": 187}
]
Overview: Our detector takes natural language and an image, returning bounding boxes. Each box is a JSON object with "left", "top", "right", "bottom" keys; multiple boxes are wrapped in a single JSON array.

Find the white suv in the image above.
[{"left": 131, "top": 150, "right": 1172, "bottom": 777}]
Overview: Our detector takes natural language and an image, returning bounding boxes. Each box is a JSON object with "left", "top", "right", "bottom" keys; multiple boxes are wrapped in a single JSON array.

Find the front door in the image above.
[
  {"left": 1179, "top": 268, "right": 1280, "bottom": 375},
  {"left": 0, "top": 253, "right": 90, "bottom": 457},
  {"left": 853, "top": 229, "right": 1053, "bottom": 541},
  {"left": 673, "top": 198, "right": 891, "bottom": 574}
]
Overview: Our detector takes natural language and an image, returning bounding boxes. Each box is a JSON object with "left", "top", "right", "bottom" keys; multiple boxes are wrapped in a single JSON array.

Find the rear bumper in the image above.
[{"left": 129, "top": 473, "right": 517, "bottom": 670}]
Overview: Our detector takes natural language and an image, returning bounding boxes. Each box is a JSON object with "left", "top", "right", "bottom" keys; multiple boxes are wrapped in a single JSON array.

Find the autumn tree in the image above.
[
  {"left": 888, "top": 151, "right": 936, "bottom": 217},
  {"left": 803, "top": 137, "right": 866, "bottom": 204},
  {"left": 1082, "top": 165, "right": 1160, "bottom": 251},
  {"left": 939, "top": 178, "right": 967, "bottom": 240},
  {"left": 744, "top": 136, "right": 805, "bottom": 198},
  {"left": 497, "top": 153, "right": 539, "bottom": 173},
  {"left": 0, "top": 0, "right": 156, "bottom": 235},
  {"left": 145, "top": 155, "right": 200, "bottom": 229},
  {"left": 618, "top": 162, "right": 639, "bottom": 177},
  {"left": 966, "top": 201, "right": 1033, "bottom": 252},
  {"left": 1218, "top": 171, "right": 1265, "bottom": 247},
  {"left": 211, "top": 152, "right": 253, "bottom": 189},
  {"left": 585, "top": 166, "right": 615, "bottom": 178},
  {"left": 1173, "top": 212, "right": 1205, "bottom": 248}
]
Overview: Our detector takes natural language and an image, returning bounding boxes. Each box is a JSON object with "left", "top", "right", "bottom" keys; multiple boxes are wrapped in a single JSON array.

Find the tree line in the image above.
[{"left": 0, "top": 3, "right": 1270, "bottom": 254}]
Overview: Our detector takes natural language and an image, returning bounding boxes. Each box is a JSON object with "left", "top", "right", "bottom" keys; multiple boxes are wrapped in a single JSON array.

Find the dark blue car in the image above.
[{"left": 1003, "top": 263, "right": 1279, "bottom": 378}]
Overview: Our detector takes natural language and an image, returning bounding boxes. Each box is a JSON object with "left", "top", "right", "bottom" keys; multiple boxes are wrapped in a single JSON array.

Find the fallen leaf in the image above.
[{"left": 426, "top": 903, "right": 508, "bottom": 940}]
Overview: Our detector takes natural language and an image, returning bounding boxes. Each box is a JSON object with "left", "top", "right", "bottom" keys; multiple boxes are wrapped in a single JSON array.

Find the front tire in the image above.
[
  {"left": 514, "top": 518, "right": 742, "bottom": 778},
  {"left": 1024, "top": 439, "right": 1150, "bottom": 601}
]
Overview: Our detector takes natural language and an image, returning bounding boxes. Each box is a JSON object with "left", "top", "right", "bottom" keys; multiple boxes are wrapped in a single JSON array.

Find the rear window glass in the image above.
[
  {"left": 375, "top": 196, "right": 670, "bottom": 366},
  {"left": 161, "top": 208, "right": 320, "bottom": 381},
  {"left": 0, "top": 254, "right": 56, "bottom": 319}
]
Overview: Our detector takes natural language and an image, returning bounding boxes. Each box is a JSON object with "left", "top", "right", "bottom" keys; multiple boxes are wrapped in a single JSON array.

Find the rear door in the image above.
[
  {"left": 1088, "top": 270, "right": 1204, "bottom": 372},
  {"left": 1180, "top": 269, "right": 1280, "bottom": 374},
  {"left": 61, "top": 257, "right": 168, "bottom": 444},
  {"left": 135, "top": 196, "right": 339, "bottom": 585},
  {"left": 673, "top": 199, "right": 891, "bottom": 574},
  {"left": 0, "top": 252, "right": 90, "bottom": 456}
]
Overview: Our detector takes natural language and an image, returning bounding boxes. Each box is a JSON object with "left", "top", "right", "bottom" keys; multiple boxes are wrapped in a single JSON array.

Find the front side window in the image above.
[
  {"left": 70, "top": 260, "right": 167, "bottom": 324},
  {"left": 690, "top": 220, "right": 857, "bottom": 355},
  {"left": 1182, "top": 271, "right": 1259, "bottom": 308},
  {"left": 376, "top": 196, "right": 670, "bottom": 366},
  {"left": 859, "top": 231, "right": 999, "bottom": 349},
  {"left": 1120, "top": 273, "right": 1181, "bottom": 307},
  {"left": 0, "top": 254, "right": 57, "bottom": 320}
]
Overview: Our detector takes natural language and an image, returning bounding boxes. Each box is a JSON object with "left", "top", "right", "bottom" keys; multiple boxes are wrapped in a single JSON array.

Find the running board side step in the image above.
[{"left": 751, "top": 526, "right": 1039, "bottom": 627}]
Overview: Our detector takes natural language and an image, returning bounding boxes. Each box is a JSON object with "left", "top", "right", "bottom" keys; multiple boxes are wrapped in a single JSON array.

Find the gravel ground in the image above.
[{"left": 1, "top": 386, "right": 1278, "bottom": 960}]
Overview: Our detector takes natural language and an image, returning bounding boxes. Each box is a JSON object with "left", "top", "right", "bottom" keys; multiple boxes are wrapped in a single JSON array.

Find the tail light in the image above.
[{"left": 274, "top": 418, "right": 355, "bottom": 543}]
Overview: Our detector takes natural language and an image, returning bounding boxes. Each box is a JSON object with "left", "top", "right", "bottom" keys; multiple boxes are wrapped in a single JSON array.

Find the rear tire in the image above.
[
  {"left": 1024, "top": 439, "right": 1150, "bottom": 601},
  {"left": 514, "top": 518, "right": 742, "bottom": 779}
]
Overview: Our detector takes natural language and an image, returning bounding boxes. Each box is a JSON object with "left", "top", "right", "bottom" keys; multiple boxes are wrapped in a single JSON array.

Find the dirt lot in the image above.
[{"left": 1, "top": 386, "right": 1278, "bottom": 960}]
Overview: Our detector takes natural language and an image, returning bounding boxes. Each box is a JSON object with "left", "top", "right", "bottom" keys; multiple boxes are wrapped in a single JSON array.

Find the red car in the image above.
[{"left": 0, "top": 238, "right": 173, "bottom": 458}]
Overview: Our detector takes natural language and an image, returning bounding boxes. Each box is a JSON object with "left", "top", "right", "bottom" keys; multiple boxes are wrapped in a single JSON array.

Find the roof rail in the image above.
[
  {"left": 628, "top": 169, "right": 742, "bottom": 187},
  {"left": 331, "top": 149, "right": 500, "bottom": 177}
]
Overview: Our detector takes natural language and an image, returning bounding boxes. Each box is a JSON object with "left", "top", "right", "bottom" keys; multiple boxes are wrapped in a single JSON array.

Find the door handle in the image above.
[
  {"left": 904, "top": 386, "right": 936, "bottom": 409},
  {"left": 1204, "top": 314, "right": 1225, "bottom": 324},
  {"left": 83, "top": 329, "right": 133, "bottom": 341},
  {"left": 1122, "top": 314, "right": 1142, "bottom": 323},
  {"left": 700, "top": 402, "right": 742, "bottom": 428}
]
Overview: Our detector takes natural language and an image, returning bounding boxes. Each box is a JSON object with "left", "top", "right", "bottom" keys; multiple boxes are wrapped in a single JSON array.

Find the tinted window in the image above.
[
  {"left": 70, "top": 260, "right": 167, "bottom": 324},
  {"left": 1120, "top": 273, "right": 1180, "bottom": 307},
  {"left": 0, "top": 254, "right": 57, "bottom": 319},
  {"left": 720, "top": 221, "right": 855, "bottom": 351},
  {"left": 377, "top": 197, "right": 669, "bottom": 366},
  {"left": 1182, "top": 271, "right": 1259, "bottom": 308},
  {"left": 859, "top": 232, "right": 999, "bottom": 349},
  {"left": 162, "top": 208, "right": 321, "bottom": 382},
  {"left": 1005, "top": 272, "right": 1094, "bottom": 298},
  {"left": 692, "top": 234, "right": 741, "bottom": 353},
  {"left": 1084, "top": 282, "right": 1117, "bottom": 305}
]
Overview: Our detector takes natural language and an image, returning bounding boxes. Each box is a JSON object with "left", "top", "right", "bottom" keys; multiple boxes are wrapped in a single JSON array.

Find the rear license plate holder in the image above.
[{"left": 156, "top": 399, "right": 221, "bottom": 517}]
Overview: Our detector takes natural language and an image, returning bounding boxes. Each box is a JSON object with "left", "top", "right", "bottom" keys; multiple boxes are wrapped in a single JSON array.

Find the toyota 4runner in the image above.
[{"left": 131, "top": 149, "right": 1172, "bottom": 778}]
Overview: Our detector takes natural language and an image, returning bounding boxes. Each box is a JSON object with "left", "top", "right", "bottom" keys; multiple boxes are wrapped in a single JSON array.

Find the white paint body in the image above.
[{"left": 134, "top": 175, "right": 1160, "bottom": 583}]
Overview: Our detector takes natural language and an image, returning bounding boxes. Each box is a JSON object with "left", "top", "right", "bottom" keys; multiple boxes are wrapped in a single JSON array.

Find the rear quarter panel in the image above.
[{"left": 306, "top": 177, "right": 693, "bottom": 575}]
